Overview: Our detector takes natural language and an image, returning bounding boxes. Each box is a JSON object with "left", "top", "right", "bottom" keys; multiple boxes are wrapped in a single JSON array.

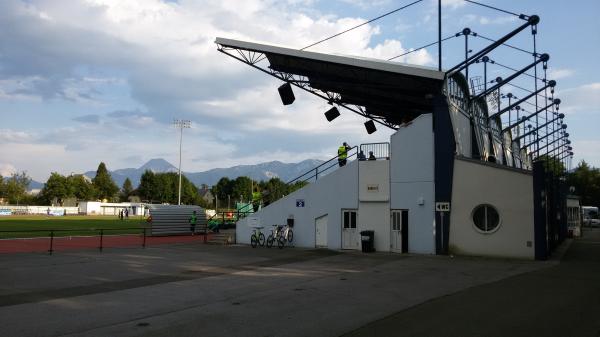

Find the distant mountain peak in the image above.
[
  {"left": 139, "top": 158, "right": 177, "bottom": 173},
  {"left": 80, "top": 157, "right": 324, "bottom": 189}
]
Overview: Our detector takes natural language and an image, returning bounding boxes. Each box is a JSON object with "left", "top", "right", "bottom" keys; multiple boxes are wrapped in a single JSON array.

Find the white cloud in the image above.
[
  {"left": 0, "top": 0, "right": 429, "bottom": 180},
  {"left": 547, "top": 68, "right": 574, "bottom": 80},
  {"left": 573, "top": 140, "right": 600, "bottom": 168},
  {"left": 460, "top": 14, "right": 516, "bottom": 26},
  {"left": 338, "top": 0, "right": 392, "bottom": 9},
  {"left": 0, "top": 163, "right": 17, "bottom": 177},
  {"left": 557, "top": 82, "right": 600, "bottom": 115},
  {"left": 0, "top": 129, "right": 33, "bottom": 143},
  {"left": 441, "top": 0, "right": 466, "bottom": 9}
]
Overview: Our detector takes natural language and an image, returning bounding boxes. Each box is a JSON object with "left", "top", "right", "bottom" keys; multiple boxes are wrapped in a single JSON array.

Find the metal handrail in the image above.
[
  {"left": 359, "top": 142, "right": 390, "bottom": 160},
  {"left": 287, "top": 146, "right": 358, "bottom": 185}
]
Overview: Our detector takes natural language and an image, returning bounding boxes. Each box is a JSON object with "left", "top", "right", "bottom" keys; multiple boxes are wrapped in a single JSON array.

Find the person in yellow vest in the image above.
[
  {"left": 338, "top": 142, "right": 351, "bottom": 167},
  {"left": 189, "top": 210, "right": 197, "bottom": 235}
]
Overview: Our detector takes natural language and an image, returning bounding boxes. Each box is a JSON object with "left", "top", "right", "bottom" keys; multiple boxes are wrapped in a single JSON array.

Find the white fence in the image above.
[{"left": 0, "top": 205, "right": 79, "bottom": 216}]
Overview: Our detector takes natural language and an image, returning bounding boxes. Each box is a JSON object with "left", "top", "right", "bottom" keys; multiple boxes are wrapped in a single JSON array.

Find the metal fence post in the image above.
[
  {"left": 99, "top": 229, "right": 103, "bottom": 252},
  {"left": 142, "top": 228, "right": 147, "bottom": 248},
  {"left": 48, "top": 230, "right": 54, "bottom": 255}
]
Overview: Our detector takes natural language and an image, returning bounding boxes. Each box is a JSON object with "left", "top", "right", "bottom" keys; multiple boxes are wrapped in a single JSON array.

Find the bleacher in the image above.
[{"left": 147, "top": 204, "right": 207, "bottom": 236}]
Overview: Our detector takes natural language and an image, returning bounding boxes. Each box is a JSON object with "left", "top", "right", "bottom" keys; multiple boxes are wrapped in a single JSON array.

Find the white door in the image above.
[
  {"left": 390, "top": 210, "right": 402, "bottom": 252},
  {"left": 342, "top": 210, "right": 358, "bottom": 250},
  {"left": 315, "top": 215, "right": 328, "bottom": 248}
]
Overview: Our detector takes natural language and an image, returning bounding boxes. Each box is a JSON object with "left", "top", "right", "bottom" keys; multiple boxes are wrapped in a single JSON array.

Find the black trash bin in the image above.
[{"left": 360, "top": 230, "right": 375, "bottom": 253}]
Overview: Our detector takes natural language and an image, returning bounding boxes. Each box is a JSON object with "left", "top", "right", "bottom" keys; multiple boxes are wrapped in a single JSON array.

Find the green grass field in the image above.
[{"left": 0, "top": 215, "right": 148, "bottom": 238}]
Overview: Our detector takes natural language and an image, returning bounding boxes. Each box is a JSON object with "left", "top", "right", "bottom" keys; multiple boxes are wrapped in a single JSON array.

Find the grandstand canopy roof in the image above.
[{"left": 215, "top": 37, "right": 446, "bottom": 127}]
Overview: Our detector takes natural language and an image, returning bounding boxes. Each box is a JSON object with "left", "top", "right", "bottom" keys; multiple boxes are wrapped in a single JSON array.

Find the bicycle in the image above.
[
  {"left": 280, "top": 224, "right": 293, "bottom": 243},
  {"left": 266, "top": 224, "right": 293, "bottom": 249},
  {"left": 250, "top": 226, "right": 265, "bottom": 248},
  {"left": 266, "top": 225, "right": 282, "bottom": 249}
]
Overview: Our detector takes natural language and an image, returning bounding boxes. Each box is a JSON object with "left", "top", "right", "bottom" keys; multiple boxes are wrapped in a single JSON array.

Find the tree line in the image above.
[
  {"left": 567, "top": 160, "right": 600, "bottom": 207},
  {"left": 211, "top": 176, "right": 307, "bottom": 208},
  {"left": 1, "top": 162, "right": 308, "bottom": 209}
]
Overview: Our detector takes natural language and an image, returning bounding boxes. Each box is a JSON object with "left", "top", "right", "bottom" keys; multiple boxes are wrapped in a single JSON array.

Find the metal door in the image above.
[
  {"left": 315, "top": 214, "right": 328, "bottom": 248},
  {"left": 342, "top": 210, "right": 358, "bottom": 250},
  {"left": 391, "top": 210, "right": 408, "bottom": 253},
  {"left": 390, "top": 210, "right": 402, "bottom": 252}
]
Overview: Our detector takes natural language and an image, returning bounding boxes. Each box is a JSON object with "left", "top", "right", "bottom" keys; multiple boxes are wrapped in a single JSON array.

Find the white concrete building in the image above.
[
  {"left": 219, "top": 36, "right": 569, "bottom": 260},
  {"left": 78, "top": 201, "right": 147, "bottom": 216}
]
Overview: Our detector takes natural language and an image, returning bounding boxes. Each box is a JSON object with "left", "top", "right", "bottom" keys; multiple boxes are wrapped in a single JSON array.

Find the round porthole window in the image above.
[{"left": 472, "top": 204, "right": 500, "bottom": 233}]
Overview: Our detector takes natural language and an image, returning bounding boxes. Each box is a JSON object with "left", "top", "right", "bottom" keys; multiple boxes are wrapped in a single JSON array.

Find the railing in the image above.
[
  {"left": 0, "top": 227, "right": 152, "bottom": 254},
  {"left": 287, "top": 146, "right": 358, "bottom": 185},
  {"left": 359, "top": 142, "right": 390, "bottom": 160},
  {"left": 206, "top": 209, "right": 255, "bottom": 231}
]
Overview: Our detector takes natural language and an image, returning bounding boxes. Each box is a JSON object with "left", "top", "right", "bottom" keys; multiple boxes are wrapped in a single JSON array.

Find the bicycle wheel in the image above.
[
  {"left": 250, "top": 234, "right": 258, "bottom": 248},
  {"left": 266, "top": 235, "right": 274, "bottom": 248},
  {"left": 277, "top": 236, "right": 285, "bottom": 249},
  {"left": 258, "top": 232, "right": 266, "bottom": 246},
  {"left": 287, "top": 229, "right": 293, "bottom": 243}
]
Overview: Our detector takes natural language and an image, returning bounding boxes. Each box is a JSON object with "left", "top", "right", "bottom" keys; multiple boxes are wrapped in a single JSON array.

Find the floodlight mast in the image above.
[{"left": 173, "top": 119, "right": 191, "bottom": 205}]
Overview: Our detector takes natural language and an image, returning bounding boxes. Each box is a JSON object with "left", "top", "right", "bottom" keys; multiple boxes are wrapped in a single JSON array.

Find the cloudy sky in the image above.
[{"left": 1, "top": 0, "right": 598, "bottom": 182}]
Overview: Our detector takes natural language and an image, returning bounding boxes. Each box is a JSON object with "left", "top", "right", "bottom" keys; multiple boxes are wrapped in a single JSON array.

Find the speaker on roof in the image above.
[
  {"left": 364, "top": 120, "right": 376, "bottom": 134},
  {"left": 324, "top": 107, "right": 340, "bottom": 122},
  {"left": 278, "top": 83, "right": 295, "bottom": 105}
]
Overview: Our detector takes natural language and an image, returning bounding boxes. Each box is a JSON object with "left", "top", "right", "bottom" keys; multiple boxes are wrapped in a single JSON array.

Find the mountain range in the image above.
[{"left": 80, "top": 158, "right": 325, "bottom": 188}]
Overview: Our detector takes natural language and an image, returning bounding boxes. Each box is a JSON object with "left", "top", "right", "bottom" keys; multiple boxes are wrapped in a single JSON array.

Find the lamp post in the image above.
[{"left": 173, "top": 119, "right": 191, "bottom": 205}]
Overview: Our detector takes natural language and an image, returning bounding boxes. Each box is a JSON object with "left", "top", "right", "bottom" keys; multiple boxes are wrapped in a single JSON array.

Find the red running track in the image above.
[{"left": 0, "top": 234, "right": 212, "bottom": 254}]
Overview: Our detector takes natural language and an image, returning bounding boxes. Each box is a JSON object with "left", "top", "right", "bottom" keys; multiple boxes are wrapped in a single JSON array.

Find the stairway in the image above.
[{"left": 206, "top": 229, "right": 236, "bottom": 245}]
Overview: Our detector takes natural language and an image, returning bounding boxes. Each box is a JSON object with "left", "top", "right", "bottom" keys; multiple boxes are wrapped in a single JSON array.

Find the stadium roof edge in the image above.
[{"left": 215, "top": 37, "right": 445, "bottom": 81}]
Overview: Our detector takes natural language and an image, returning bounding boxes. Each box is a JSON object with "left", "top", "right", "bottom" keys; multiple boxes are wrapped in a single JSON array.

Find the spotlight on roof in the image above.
[
  {"left": 324, "top": 106, "right": 340, "bottom": 122},
  {"left": 278, "top": 83, "right": 295, "bottom": 105},
  {"left": 364, "top": 120, "right": 377, "bottom": 134}
]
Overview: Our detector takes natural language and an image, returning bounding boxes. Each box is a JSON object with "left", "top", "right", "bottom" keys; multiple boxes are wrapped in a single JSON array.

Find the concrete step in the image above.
[{"left": 207, "top": 229, "right": 236, "bottom": 245}]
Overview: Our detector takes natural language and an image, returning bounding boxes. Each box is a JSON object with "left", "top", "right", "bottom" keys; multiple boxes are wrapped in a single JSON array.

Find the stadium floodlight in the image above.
[
  {"left": 278, "top": 83, "right": 295, "bottom": 105},
  {"left": 324, "top": 107, "right": 340, "bottom": 122},
  {"left": 173, "top": 119, "right": 191, "bottom": 205}
]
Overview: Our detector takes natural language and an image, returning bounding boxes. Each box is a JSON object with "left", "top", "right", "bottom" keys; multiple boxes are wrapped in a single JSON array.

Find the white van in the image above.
[{"left": 582, "top": 206, "right": 600, "bottom": 227}]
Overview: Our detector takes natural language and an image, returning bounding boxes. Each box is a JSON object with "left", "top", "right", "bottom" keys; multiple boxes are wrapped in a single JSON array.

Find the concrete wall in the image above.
[
  {"left": 237, "top": 160, "right": 359, "bottom": 249},
  {"left": 79, "top": 201, "right": 101, "bottom": 214},
  {"left": 449, "top": 158, "right": 534, "bottom": 259},
  {"left": 358, "top": 160, "right": 390, "bottom": 252},
  {"left": 390, "top": 114, "right": 436, "bottom": 254}
]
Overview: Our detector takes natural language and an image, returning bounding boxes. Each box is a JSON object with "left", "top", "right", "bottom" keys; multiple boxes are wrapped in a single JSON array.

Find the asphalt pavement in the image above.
[
  {"left": 0, "top": 230, "right": 596, "bottom": 337},
  {"left": 343, "top": 228, "right": 600, "bottom": 337}
]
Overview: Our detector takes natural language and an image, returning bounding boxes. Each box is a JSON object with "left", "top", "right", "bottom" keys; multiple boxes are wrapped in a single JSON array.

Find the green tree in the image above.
[
  {"left": 69, "top": 175, "right": 96, "bottom": 200},
  {"left": 40, "top": 172, "right": 72, "bottom": 205},
  {"left": 0, "top": 174, "right": 4, "bottom": 200},
  {"left": 137, "top": 171, "right": 200, "bottom": 205},
  {"left": 567, "top": 160, "right": 600, "bottom": 207},
  {"left": 232, "top": 176, "right": 253, "bottom": 203},
  {"left": 537, "top": 154, "right": 566, "bottom": 176},
  {"left": 260, "top": 177, "right": 289, "bottom": 206},
  {"left": 92, "top": 162, "right": 118, "bottom": 201},
  {"left": 120, "top": 178, "right": 134, "bottom": 202},
  {"left": 5, "top": 171, "right": 31, "bottom": 205},
  {"left": 138, "top": 170, "right": 157, "bottom": 202},
  {"left": 211, "top": 177, "right": 232, "bottom": 204}
]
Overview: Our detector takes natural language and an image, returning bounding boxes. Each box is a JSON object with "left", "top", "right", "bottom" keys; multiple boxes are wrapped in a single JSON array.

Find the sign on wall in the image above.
[
  {"left": 367, "top": 184, "right": 379, "bottom": 192},
  {"left": 296, "top": 199, "right": 305, "bottom": 207},
  {"left": 435, "top": 202, "right": 451, "bottom": 212}
]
